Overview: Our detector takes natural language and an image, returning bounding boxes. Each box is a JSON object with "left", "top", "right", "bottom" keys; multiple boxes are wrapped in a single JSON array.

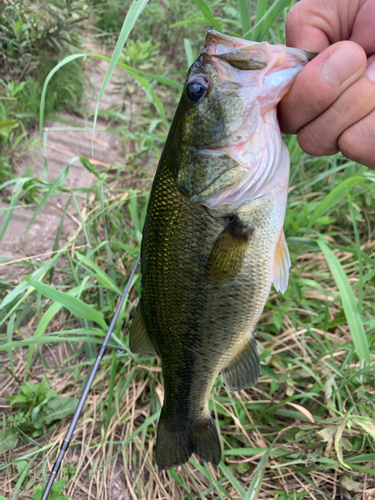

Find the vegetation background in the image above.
[{"left": 0, "top": 0, "right": 374, "bottom": 499}]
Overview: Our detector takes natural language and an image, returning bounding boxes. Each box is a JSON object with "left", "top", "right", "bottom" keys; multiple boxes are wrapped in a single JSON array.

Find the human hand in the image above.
[{"left": 278, "top": 0, "right": 375, "bottom": 169}]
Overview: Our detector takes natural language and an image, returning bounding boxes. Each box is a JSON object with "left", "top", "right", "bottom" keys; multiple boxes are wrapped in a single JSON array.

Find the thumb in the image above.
[{"left": 279, "top": 41, "right": 367, "bottom": 134}]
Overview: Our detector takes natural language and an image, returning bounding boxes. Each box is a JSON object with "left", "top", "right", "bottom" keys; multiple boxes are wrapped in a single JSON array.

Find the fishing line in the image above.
[{"left": 40, "top": 253, "right": 140, "bottom": 500}]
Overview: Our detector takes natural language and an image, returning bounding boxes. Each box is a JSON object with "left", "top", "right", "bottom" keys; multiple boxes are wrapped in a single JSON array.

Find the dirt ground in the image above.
[{"left": 0, "top": 53, "right": 123, "bottom": 274}]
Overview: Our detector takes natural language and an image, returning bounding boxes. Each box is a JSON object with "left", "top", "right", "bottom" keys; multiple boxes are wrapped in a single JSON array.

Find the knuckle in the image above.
[
  {"left": 278, "top": 103, "right": 299, "bottom": 134},
  {"left": 279, "top": 82, "right": 327, "bottom": 134},
  {"left": 285, "top": 3, "right": 306, "bottom": 43},
  {"left": 286, "top": 3, "right": 301, "bottom": 24},
  {"left": 286, "top": 2, "right": 310, "bottom": 29},
  {"left": 297, "top": 125, "right": 339, "bottom": 156},
  {"left": 339, "top": 126, "right": 364, "bottom": 159},
  {"left": 339, "top": 120, "right": 375, "bottom": 168}
]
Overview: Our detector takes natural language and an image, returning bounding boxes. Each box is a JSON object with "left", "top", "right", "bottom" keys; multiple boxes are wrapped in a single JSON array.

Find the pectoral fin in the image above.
[
  {"left": 129, "top": 302, "right": 157, "bottom": 356},
  {"left": 206, "top": 217, "right": 253, "bottom": 282},
  {"left": 221, "top": 332, "right": 260, "bottom": 391},
  {"left": 272, "top": 231, "right": 291, "bottom": 294}
]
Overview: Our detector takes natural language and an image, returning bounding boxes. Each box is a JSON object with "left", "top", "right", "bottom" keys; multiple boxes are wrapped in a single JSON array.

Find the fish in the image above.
[{"left": 129, "top": 30, "right": 313, "bottom": 470}]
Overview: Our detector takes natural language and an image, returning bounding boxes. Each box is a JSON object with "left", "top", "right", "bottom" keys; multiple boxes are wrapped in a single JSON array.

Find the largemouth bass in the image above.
[{"left": 129, "top": 30, "right": 312, "bottom": 470}]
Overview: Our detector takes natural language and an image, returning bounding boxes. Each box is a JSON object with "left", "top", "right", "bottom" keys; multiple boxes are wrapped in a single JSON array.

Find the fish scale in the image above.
[{"left": 129, "top": 30, "right": 313, "bottom": 470}]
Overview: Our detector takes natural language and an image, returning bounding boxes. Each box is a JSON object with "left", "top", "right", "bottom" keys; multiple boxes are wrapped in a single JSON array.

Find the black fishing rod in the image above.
[{"left": 41, "top": 253, "right": 140, "bottom": 500}]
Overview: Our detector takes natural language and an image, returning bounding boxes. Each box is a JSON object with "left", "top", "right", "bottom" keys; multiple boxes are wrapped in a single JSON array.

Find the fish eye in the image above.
[{"left": 187, "top": 76, "right": 209, "bottom": 102}]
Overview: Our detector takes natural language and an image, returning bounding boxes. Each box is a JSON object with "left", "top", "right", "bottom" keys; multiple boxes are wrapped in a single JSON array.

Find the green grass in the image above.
[
  {"left": 0, "top": 0, "right": 90, "bottom": 186},
  {"left": 1, "top": 0, "right": 375, "bottom": 499}
]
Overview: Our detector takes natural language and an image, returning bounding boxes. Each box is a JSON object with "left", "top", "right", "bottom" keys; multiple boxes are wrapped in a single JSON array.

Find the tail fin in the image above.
[{"left": 155, "top": 410, "right": 221, "bottom": 470}]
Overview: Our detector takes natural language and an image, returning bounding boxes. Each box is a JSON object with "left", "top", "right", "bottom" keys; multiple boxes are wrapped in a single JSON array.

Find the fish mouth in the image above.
[
  {"left": 200, "top": 30, "right": 313, "bottom": 150},
  {"left": 282, "top": 45, "right": 318, "bottom": 61},
  {"left": 184, "top": 31, "right": 315, "bottom": 209},
  {"left": 204, "top": 30, "right": 313, "bottom": 81},
  {"left": 205, "top": 30, "right": 258, "bottom": 54},
  {"left": 205, "top": 29, "right": 317, "bottom": 63},
  {"left": 205, "top": 30, "right": 269, "bottom": 70}
]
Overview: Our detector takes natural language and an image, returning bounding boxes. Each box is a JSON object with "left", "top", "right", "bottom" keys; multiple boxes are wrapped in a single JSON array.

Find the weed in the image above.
[
  {"left": 0, "top": 0, "right": 87, "bottom": 115},
  {"left": 0, "top": 0, "right": 88, "bottom": 185},
  {"left": 121, "top": 38, "right": 161, "bottom": 70},
  {"left": 33, "top": 478, "right": 68, "bottom": 500},
  {"left": 92, "top": 0, "right": 128, "bottom": 35},
  {"left": 0, "top": 1, "right": 87, "bottom": 80},
  {"left": 1, "top": 378, "right": 78, "bottom": 457}
]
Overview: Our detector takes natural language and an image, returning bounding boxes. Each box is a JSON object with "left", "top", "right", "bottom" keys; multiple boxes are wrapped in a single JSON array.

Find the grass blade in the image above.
[
  {"left": 348, "top": 195, "right": 363, "bottom": 314},
  {"left": 0, "top": 332, "right": 111, "bottom": 352},
  {"left": 191, "top": 0, "right": 222, "bottom": 32},
  {"left": 184, "top": 38, "right": 195, "bottom": 68},
  {"left": 39, "top": 54, "right": 86, "bottom": 138},
  {"left": 219, "top": 461, "right": 246, "bottom": 497},
  {"left": 91, "top": 410, "right": 160, "bottom": 476},
  {"left": 123, "top": 64, "right": 184, "bottom": 90},
  {"left": 0, "top": 178, "right": 30, "bottom": 244},
  {"left": 247, "top": 0, "right": 291, "bottom": 41},
  {"left": 75, "top": 251, "right": 122, "bottom": 295},
  {"left": 318, "top": 238, "right": 370, "bottom": 362},
  {"left": 84, "top": 54, "right": 170, "bottom": 125},
  {"left": 237, "top": 0, "right": 251, "bottom": 37},
  {"left": 6, "top": 314, "right": 15, "bottom": 375},
  {"left": 80, "top": 157, "right": 101, "bottom": 179},
  {"left": 245, "top": 448, "right": 271, "bottom": 500},
  {"left": 105, "top": 351, "right": 117, "bottom": 430},
  {"left": 0, "top": 240, "right": 71, "bottom": 311},
  {"left": 24, "top": 283, "right": 89, "bottom": 378},
  {"left": 26, "top": 166, "right": 69, "bottom": 233},
  {"left": 92, "top": 0, "right": 151, "bottom": 135},
  {"left": 95, "top": 55, "right": 183, "bottom": 90},
  {"left": 189, "top": 458, "right": 229, "bottom": 500},
  {"left": 11, "top": 455, "right": 37, "bottom": 500},
  {"left": 255, "top": 0, "right": 267, "bottom": 25},
  {"left": 24, "top": 278, "right": 107, "bottom": 330},
  {"left": 309, "top": 176, "right": 364, "bottom": 226},
  {"left": 170, "top": 16, "right": 206, "bottom": 28}
]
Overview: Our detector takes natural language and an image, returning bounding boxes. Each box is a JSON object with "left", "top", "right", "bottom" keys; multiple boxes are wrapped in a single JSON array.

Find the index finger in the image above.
[
  {"left": 285, "top": 1, "right": 333, "bottom": 52},
  {"left": 286, "top": 0, "right": 375, "bottom": 55}
]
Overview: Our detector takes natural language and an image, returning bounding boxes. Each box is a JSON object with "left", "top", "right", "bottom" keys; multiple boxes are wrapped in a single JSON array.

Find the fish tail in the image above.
[
  {"left": 156, "top": 409, "right": 221, "bottom": 469},
  {"left": 190, "top": 416, "right": 221, "bottom": 466}
]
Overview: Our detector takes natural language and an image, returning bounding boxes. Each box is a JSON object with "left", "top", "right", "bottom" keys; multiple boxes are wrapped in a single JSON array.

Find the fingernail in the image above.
[
  {"left": 365, "top": 58, "right": 375, "bottom": 83},
  {"left": 321, "top": 45, "right": 363, "bottom": 86}
]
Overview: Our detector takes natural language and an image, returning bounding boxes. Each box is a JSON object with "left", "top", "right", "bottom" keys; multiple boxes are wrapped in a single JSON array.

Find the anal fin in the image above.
[
  {"left": 206, "top": 217, "right": 253, "bottom": 282},
  {"left": 129, "top": 302, "right": 157, "bottom": 356},
  {"left": 272, "top": 230, "right": 291, "bottom": 294},
  {"left": 220, "top": 332, "right": 259, "bottom": 391}
]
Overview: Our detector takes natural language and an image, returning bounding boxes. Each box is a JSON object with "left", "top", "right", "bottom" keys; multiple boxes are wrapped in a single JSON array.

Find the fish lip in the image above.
[
  {"left": 204, "top": 30, "right": 269, "bottom": 70},
  {"left": 272, "top": 45, "right": 312, "bottom": 63},
  {"left": 192, "top": 32, "right": 313, "bottom": 158},
  {"left": 204, "top": 29, "right": 256, "bottom": 52},
  {"left": 205, "top": 29, "right": 276, "bottom": 52},
  {"left": 283, "top": 45, "right": 318, "bottom": 61},
  {"left": 205, "top": 29, "right": 314, "bottom": 64}
]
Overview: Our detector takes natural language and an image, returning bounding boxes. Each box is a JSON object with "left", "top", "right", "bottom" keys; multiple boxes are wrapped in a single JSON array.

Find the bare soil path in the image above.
[{"left": 0, "top": 51, "right": 123, "bottom": 276}]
